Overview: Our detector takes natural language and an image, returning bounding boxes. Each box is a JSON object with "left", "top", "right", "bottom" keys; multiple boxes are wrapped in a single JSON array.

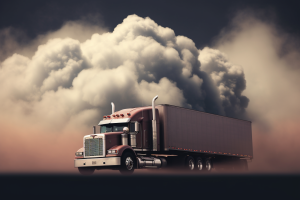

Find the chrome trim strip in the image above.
[
  {"left": 74, "top": 157, "right": 121, "bottom": 168},
  {"left": 134, "top": 149, "right": 151, "bottom": 151}
]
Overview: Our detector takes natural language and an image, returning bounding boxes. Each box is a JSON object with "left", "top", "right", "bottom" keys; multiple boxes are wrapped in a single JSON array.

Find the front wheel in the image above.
[
  {"left": 119, "top": 152, "right": 135, "bottom": 175},
  {"left": 78, "top": 167, "right": 95, "bottom": 175}
]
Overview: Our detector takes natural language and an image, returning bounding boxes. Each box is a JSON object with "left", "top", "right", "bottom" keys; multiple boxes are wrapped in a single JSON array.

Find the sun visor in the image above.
[
  {"left": 98, "top": 120, "right": 112, "bottom": 125},
  {"left": 98, "top": 118, "right": 131, "bottom": 125}
]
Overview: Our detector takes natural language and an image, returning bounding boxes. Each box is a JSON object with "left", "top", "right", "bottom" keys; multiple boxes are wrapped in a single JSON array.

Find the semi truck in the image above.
[{"left": 74, "top": 95, "right": 253, "bottom": 174}]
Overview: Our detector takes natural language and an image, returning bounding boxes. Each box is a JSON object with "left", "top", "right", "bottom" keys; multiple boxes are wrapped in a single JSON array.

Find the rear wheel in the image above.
[
  {"left": 78, "top": 167, "right": 95, "bottom": 175},
  {"left": 204, "top": 159, "right": 212, "bottom": 172},
  {"left": 119, "top": 152, "right": 135, "bottom": 175},
  {"left": 185, "top": 156, "right": 195, "bottom": 171},
  {"left": 196, "top": 157, "right": 204, "bottom": 171}
]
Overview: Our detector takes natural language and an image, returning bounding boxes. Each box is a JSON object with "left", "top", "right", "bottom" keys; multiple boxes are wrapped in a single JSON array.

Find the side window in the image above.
[
  {"left": 100, "top": 126, "right": 106, "bottom": 133},
  {"left": 100, "top": 125, "right": 112, "bottom": 133}
]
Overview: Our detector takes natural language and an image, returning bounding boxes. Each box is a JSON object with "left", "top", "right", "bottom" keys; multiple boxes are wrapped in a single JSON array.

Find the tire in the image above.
[
  {"left": 185, "top": 156, "right": 195, "bottom": 171},
  {"left": 204, "top": 159, "right": 212, "bottom": 172},
  {"left": 78, "top": 167, "right": 95, "bottom": 175},
  {"left": 119, "top": 152, "right": 135, "bottom": 175},
  {"left": 196, "top": 157, "right": 204, "bottom": 171}
]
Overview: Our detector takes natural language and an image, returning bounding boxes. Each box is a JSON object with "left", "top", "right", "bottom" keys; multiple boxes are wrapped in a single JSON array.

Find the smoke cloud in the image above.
[{"left": 0, "top": 14, "right": 248, "bottom": 132}]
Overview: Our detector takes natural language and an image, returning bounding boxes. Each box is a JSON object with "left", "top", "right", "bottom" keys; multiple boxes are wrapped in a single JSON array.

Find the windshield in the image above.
[{"left": 100, "top": 123, "right": 129, "bottom": 133}]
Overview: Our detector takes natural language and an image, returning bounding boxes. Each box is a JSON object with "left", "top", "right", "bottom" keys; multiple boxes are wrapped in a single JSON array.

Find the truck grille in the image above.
[{"left": 85, "top": 138, "right": 104, "bottom": 157}]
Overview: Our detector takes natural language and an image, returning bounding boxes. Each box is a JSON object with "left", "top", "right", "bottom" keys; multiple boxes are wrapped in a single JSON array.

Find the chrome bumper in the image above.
[{"left": 74, "top": 157, "right": 121, "bottom": 168}]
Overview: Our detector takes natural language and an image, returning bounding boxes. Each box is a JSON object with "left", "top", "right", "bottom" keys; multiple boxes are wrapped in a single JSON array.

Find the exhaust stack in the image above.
[
  {"left": 152, "top": 95, "right": 158, "bottom": 151},
  {"left": 111, "top": 102, "right": 115, "bottom": 114}
]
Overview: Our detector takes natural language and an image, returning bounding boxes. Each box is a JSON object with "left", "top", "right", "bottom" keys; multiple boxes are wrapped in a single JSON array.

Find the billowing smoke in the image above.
[
  {"left": 0, "top": 14, "right": 248, "bottom": 132},
  {"left": 199, "top": 47, "right": 249, "bottom": 119}
]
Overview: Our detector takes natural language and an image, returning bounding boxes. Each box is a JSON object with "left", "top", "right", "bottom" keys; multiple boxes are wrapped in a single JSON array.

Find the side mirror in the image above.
[{"left": 135, "top": 121, "right": 140, "bottom": 132}]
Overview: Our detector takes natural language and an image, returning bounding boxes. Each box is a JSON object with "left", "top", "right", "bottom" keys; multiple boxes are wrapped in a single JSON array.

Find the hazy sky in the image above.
[{"left": 0, "top": 0, "right": 299, "bottom": 173}]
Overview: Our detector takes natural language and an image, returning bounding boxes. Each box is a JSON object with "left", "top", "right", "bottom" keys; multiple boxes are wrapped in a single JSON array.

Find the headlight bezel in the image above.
[
  {"left": 75, "top": 152, "right": 83, "bottom": 156},
  {"left": 107, "top": 149, "right": 118, "bottom": 154}
]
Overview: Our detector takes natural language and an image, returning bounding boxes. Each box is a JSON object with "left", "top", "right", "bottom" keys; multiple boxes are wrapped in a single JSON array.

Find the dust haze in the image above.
[
  {"left": 0, "top": 12, "right": 299, "bottom": 173},
  {"left": 215, "top": 10, "right": 300, "bottom": 172}
]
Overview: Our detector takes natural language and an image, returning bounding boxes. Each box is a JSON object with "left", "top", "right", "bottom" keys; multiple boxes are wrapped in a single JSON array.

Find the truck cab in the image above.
[{"left": 74, "top": 96, "right": 164, "bottom": 174}]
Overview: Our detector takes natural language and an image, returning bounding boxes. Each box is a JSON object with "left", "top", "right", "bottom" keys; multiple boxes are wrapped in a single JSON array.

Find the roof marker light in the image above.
[
  {"left": 107, "top": 116, "right": 111, "bottom": 118},
  {"left": 127, "top": 113, "right": 131, "bottom": 116},
  {"left": 112, "top": 115, "right": 116, "bottom": 117},
  {"left": 116, "top": 114, "right": 119, "bottom": 117},
  {"left": 120, "top": 114, "right": 124, "bottom": 117}
]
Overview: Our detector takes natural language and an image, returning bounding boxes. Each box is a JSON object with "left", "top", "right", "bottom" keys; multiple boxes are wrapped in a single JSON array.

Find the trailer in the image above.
[{"left": 74, "top": 96, "right": 253, "bottom": 174}]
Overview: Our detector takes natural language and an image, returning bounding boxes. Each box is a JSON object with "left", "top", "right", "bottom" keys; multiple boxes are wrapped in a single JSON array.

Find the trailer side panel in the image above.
[{"left": 157, "top": 105, "right": 253, "bottom": 158}]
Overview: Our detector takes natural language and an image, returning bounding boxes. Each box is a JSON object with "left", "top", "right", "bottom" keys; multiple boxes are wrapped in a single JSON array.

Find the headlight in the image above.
[
  {"left": 75, "top": 152, "right": 83, "bottom": 156},
  {"left": 107, "top": 150, "right": 118, "bottom": 154}
]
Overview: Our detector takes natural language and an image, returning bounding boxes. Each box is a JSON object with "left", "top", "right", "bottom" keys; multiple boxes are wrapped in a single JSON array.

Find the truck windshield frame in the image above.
[{"left": 100, "top": 123, "right": 129, "bottom": 133}]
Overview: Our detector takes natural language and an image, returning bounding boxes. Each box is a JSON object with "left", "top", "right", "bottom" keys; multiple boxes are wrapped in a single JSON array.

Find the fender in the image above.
[{"left": 106, "top": 145, "right": 136, "bottom": 157}]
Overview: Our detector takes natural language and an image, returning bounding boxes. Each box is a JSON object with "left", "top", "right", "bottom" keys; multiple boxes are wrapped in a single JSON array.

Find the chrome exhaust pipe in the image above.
[
  {"left": 152, "top": 95, "right": 158, "bottom": 151},
  {"left": 111, "top": 102, "right": 115, "bottom": 114}
]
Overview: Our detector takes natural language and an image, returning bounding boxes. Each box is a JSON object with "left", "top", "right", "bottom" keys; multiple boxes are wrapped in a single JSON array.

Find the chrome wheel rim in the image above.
[
  {"left": 188, "top": 159, "right": 194, "bottom": 170},
  {"left": 125, "top": 157, "right": 134, "bottom": 170},
  {"left": 206, "top": 160, "right": 211, "bottom": 171},
  {"left": 197, "top": 160, "right": 203, "bottom": 170}
]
